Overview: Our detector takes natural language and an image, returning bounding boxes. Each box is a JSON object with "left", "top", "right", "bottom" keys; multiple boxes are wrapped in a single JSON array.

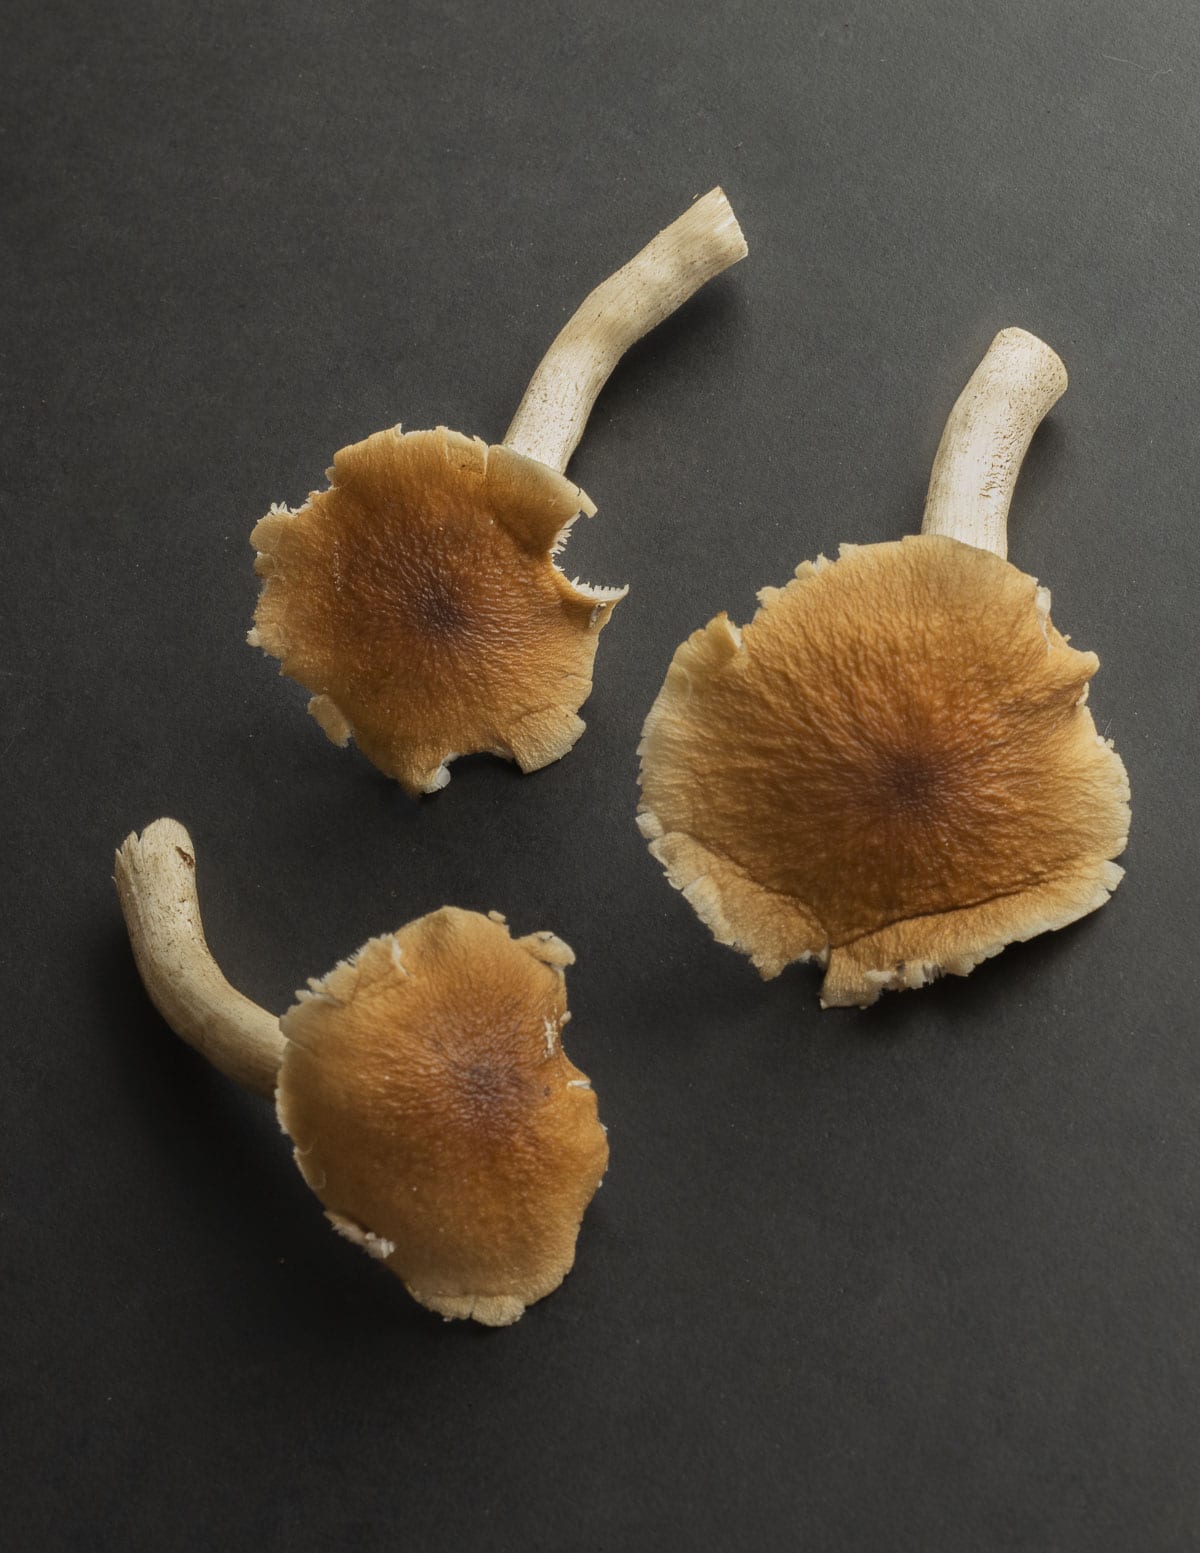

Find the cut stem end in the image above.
[
  {"left": 504, "top": 186, "right": 748, "bottom": 473},
  {"left": 114, "top": 819, "right": 284, "bottom": 1096},
  {"left": 921, "top": 327, "right": 1068, "bottom": 559}
]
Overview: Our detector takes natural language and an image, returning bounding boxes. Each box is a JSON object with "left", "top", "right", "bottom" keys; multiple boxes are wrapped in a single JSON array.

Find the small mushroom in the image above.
[
  {"left": 637, "top": 329, "right": 1131, "bottom": 1008},
  {"left": 114, "top": 819, "right": 608, "bottom": 1325},
  {"left": 250, "top": 188, "right": 747, "bottom": 795}
]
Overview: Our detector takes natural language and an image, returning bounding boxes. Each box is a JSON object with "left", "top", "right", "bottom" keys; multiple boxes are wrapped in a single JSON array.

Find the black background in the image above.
[{"left": 5, "top": 2, "right": 1199, "bottom": 1549}]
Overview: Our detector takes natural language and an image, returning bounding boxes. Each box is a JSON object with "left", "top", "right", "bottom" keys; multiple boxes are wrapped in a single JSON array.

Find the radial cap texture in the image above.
[
  {"left": 637, "top": 536, "right": 1130, "bottom": 1007},
  {"left": 277, "top": 907, "right": 609, "bottom": 1325},
  {"left": 251, "top": 426, "right": 626, "bottom": 795}
]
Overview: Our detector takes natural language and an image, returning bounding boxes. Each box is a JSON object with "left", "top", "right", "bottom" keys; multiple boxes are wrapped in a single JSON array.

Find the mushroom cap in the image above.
[
  {"left": 637, "top": 536, "right": 1131, "bottom": 1007},
  {"left": 276, "top": 907, "right": 608, "bottom": 1326},
  {"left": 250, "top": 426, "right": 626, "bottom": 796}
]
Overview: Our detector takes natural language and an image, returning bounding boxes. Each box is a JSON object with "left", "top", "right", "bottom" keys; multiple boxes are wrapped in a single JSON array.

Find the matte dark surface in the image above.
[{"left": 4, "top": 2, "right": 1198, "bottom": 1548}]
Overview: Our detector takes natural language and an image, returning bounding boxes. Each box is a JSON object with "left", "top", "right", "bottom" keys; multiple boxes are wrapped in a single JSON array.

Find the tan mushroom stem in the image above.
[
  {"left": 920, "top": 327, "right": 1068, "bottom": 559},
  {"left": 503, "top": 187, "right": 748, "bottom": 473},
  {"left": 114, "top": 819, "right": 283, "bottom": 1096}
]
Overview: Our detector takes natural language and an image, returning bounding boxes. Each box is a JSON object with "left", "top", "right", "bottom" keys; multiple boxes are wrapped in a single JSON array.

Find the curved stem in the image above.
[
  {"left": 114, "top": 819, "right": 284, "bottom": 1096},
  {"left": 503, "top": 187, "right": 748, "bottom": 473},
  {"left": 921, "top": 327, "right": 1068, "bottom": 558}
]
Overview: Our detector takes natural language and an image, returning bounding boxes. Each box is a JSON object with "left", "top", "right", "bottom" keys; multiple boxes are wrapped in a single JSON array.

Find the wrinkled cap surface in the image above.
[
  {"left": 250, "top": 426, "right": 626, "bottom": 795},
  {"left": 638, "top": 536, "right": 1131, "bottom": 1007},
  {"left": 277, "top": 907, "right": 608, "bottom": 1326}
]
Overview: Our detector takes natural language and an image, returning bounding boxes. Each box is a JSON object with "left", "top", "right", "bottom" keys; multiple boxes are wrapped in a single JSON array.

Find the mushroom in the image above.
[
  {"left": 637, "top": 329, "right": 1131, "bottom": 1008},
  {"left": 250, "top": 188, "right": 747, "bottom": 795},
  {"left": 114, "top": 818, "right": 608, "bottom": 1325}
]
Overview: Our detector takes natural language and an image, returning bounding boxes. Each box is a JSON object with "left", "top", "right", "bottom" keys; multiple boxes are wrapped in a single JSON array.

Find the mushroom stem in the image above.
[
  {"left": 921, "top": 327, "right": 1068, "bottom": 559},
  {"left": 114, "top": 819, "right": 284, "bottom": 1097},
  {"left": 503, "top": 187, "right": 748, "bottom": 473}
]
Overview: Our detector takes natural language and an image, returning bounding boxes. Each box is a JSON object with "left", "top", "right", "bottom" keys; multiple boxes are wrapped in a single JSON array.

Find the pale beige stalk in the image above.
[
  {"left": 503, "top": 186, "right": 748, "bottom": 473},
  {"left": 921, "top": 327, "right": 1068, "bottom": 558},
  {"left": 114, "top": 818, "right": 283, "bottom": 1096}
]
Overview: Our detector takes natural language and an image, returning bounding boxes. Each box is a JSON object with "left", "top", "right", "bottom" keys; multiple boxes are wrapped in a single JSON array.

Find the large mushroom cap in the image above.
[
  {"left": 276, "top": 906, "right": 608, "bottom": 1326},
  {"left": 638, "top": 535, "right": 1130, "bottom": 1007},
  {"left": 250, "top": 426, "right": 626, "bottom": 796}
]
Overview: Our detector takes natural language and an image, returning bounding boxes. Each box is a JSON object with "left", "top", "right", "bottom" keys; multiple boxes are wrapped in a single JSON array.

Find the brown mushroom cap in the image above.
[
  {"left": 276, "top": 906, "right": 608, "bottom": 1325},
  {"left": 250, "top": 426, "right": 626, "bottom": 796},
  {"left": 637, "top": 536, "right": 1130, "bottom": 1007}
]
